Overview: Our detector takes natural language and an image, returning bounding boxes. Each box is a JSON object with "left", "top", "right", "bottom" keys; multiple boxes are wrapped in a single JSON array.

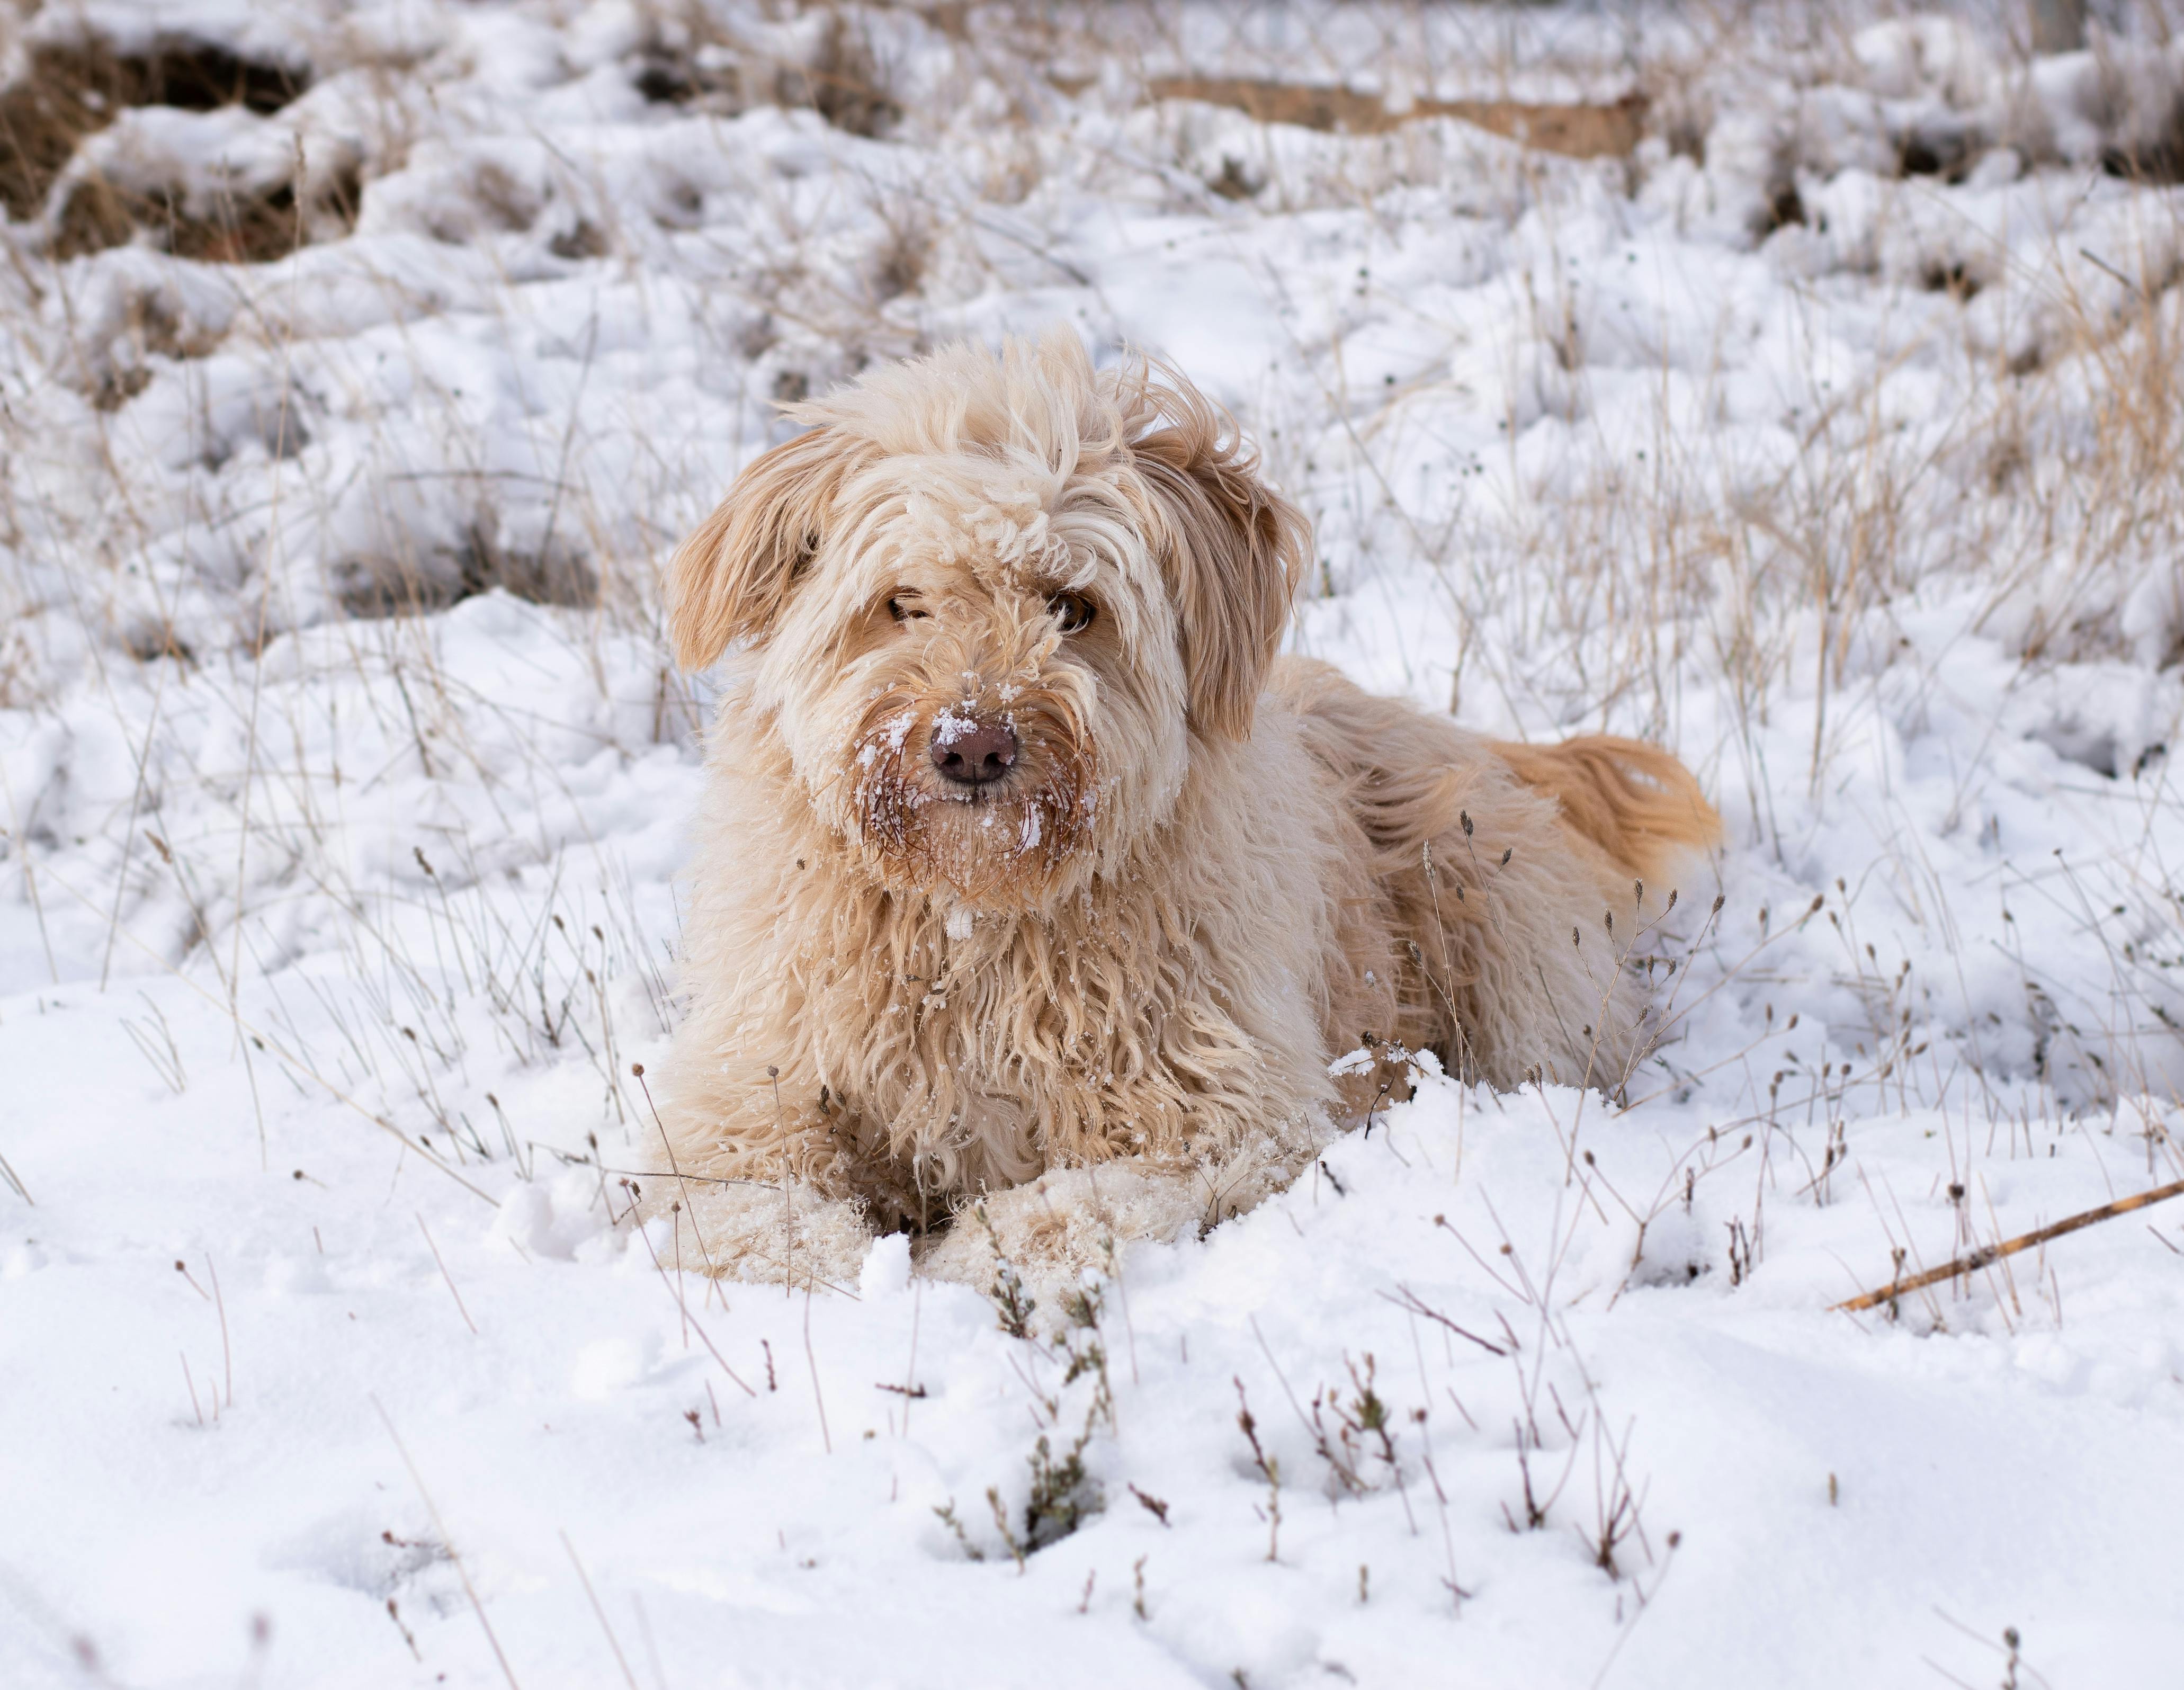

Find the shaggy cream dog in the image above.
[{"left": 648, "top": 333, "right": 1716, "bottom": 1289}]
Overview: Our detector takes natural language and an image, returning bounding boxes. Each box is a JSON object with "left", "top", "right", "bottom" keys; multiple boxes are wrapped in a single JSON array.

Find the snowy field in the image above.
[{"left": 7, "top": 2, "right": 2184, "bottom": 1685}]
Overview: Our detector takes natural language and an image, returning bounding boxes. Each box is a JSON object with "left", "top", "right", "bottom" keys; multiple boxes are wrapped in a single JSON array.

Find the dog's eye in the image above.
[
  {"left": 887, "top": 596, "right": 928, "bottom": 622},
  {"left": 1049, "top": 592, "right": 1096, "bottom": 634}
]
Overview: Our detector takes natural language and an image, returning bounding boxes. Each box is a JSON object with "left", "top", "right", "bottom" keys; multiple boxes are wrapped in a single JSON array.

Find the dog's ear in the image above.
[
  {"left": 670, "top": 426, "right": 847, "bottom": 670},
  {"left": 1131, "top": 388, "right": 1309, "bottom": 739}
]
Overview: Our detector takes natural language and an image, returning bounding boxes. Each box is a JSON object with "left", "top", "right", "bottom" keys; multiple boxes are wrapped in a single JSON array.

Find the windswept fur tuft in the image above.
[{"left": 1491, "top": 736, "right": 1722, "bottom": 883}]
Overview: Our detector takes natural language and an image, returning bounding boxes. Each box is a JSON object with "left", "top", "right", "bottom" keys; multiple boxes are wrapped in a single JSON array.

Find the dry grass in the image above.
[
  {"left": 630, "top": 1, "right": 901, "bottom": 135},
  {"left": 3, "top": 0, "right": 2183, "bottom": 1299},
  {"left": 8, "top": 25, "right": 2184, "bottom": 1674},
  {"left": 1147, "top": 76, "right": 1648, "bottom": 158}
]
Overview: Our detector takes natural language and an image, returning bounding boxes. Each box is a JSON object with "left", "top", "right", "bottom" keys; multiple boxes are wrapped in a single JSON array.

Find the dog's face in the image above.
[{"left": 669, "top": 336, "right": 1306, "bottom": 911}]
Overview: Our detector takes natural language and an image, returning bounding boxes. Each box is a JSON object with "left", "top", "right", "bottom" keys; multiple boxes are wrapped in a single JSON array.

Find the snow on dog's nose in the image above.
[{"left": 929, "top": 712, "right": 1018, "bottom": 786}]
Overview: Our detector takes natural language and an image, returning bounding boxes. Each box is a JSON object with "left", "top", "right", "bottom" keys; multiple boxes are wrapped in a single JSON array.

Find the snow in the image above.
[{"left": 5, "top": 3, "right": 2184, "bottom": 1687}]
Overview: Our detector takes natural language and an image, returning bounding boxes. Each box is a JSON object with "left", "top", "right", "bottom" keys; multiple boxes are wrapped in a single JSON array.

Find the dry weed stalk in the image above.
[{"left": 1834, "top": 1173, "right": 2184, "bottom": 1313}]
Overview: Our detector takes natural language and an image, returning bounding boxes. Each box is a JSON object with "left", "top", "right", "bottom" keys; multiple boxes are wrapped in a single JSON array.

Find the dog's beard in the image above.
[{"left": 844, "top": 687, "right": 1097, "bottom": 905}]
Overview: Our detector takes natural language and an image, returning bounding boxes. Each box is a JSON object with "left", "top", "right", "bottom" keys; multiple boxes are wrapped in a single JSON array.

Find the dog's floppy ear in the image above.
[
  {"left": 670, "top": 426, "right": 846, "bottom": 670},
  {"left": 1130, "top": 379, "right": 1309, "bottom": 739}
]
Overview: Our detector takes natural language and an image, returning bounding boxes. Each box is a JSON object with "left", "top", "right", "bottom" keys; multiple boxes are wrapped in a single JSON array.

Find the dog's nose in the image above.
[{"left": 929, "top": 717, "right": 1017, "bottom": 786}]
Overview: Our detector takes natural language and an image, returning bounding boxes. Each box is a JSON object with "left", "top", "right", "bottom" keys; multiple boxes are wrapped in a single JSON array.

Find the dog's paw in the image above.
[
  {"left": 915, "top": 1141, "right": 1310, "bottom": 1312},
  {"left": 915, "top": 1164, "right": 1188, "bottom": 1313},
  {"left": 651, "top": 1176, "right": 874, "bottom": 1291}
]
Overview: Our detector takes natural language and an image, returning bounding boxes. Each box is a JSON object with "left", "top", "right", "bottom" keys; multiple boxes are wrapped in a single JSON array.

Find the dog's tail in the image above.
[{"left": 1491, "top": 736, "right": 1720, "bottom": 883}]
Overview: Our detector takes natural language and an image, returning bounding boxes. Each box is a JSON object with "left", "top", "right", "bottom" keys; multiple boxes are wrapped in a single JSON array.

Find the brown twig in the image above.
[
  {"left": 373, "top": 1397, "right": 525, "bottom": 1690},
  {"left": 559, "top": 1529, "right": 640, "bottom": 1690},
  {"left": 1376, "top": 1286, "right": 1508, "bottom": 1356},
  {"left": 631, "top": 1209, "right": 758, "bottom": 1397},
  {"left": 1833, "top": 1177, "right": 2184, "bottom": 1312},
  {"left": 417, "top": 1212, "right": 479, "bottom": 1335}
]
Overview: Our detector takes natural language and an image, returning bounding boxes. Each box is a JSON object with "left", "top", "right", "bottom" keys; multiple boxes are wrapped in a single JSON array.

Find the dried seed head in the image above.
[{"left": 1460, "top": 811, "right": 1473, "bottom": 836}]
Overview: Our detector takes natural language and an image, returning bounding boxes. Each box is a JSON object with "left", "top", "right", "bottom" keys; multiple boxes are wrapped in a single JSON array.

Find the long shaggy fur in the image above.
[{"left": 650, "top": 332, "right": 1718, "bottom": 1287}]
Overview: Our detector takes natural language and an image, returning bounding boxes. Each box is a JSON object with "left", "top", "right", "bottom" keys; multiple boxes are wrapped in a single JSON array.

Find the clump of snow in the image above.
[{"left": 5, "top": 3, "right": 2184, "bottom": 1687}]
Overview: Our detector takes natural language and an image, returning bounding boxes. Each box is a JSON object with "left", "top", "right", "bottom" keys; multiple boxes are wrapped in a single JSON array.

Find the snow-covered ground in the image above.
[{"left": 7, "top": 3, "right": 2184, "bottom": 1685}]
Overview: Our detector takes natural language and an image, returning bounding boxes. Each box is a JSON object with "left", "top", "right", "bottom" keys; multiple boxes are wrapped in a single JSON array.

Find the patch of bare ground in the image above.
[
  {"left": 1144, "top": 76, "right": 1649, "bottom": 159},
  {"left": 0, "top": 34, "right": 356, "bottom": 263}
]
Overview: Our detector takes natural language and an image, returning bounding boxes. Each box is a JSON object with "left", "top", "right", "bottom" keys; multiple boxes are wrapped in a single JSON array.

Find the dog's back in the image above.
[{"left": 1268, "top": 657, "right": 1720, "bottom": 1092}]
